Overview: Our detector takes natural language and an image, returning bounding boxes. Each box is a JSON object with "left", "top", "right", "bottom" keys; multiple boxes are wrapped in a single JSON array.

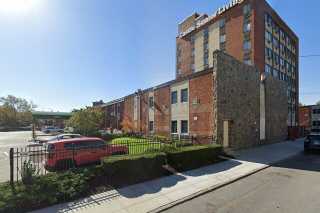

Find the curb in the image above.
[
  {"left": 149, "top": 150, "right": 303, "bottom": 213},
  {"left": 148, "top": 164, "right": 271, "bottom": 213}
]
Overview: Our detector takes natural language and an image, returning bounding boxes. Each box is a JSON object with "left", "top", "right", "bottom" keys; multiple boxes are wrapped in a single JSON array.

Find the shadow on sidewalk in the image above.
[
  {"left": 181, "top": 159, "right": 241, "bottom": 177},
  {"left": 117, "top": 174, "right": 187, "bottom": 198}
]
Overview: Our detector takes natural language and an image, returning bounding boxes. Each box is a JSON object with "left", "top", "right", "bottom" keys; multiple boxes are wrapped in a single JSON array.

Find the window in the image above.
[
  {"left": 273, "top": 69, "right": 279, "bottom": 78},
  {"left": 181, "top": 88, "right": 188, "bottom": 103},
  {"left": 203, "top": 28, "right": 209, "bottom": 38},
  {"left": 219, "top": 18, "right": 225, "bottom": 28},
  {"left": 64, "top": 143, "right": 74, "bottom": 150},
  {"left": 265, "top": 64, "right": 272, "bottom": 75},
  {"left": 313, "top": 121, "right": 320, "bottom": 126},
  {"left": 171, "top": 121, "right": 177, "bottom": 133},
  {"left": 220, "top": 34, "right": 226, "bottom": 43},
  {"left": 280, "top": 44, "right": 285, "bottom": 55},
  {"left": 273, "top": 37, "right": 279, "bottom": 49},
  {"left": 149, "top": 97, "right": 154, "bottom": 108},
  {"left": 191, "top": 63, "right": 195, "bottom": 72},
  {"left": 265, "top": 13, "right": 272, "bottom": 27},
  {"left": 313, "top": 109, "right": 320, "bottom": 114},
  {"left": 204, "top": 57, "right": 209, "bottom": 66},
  {"left": 280, "top": 58, "right": 284, "bottom": 68},
  {"left": 265, "top": 31, "right": 272, "bottom": 43},
  {"left": 171, "top": 91, "right": 177, "bottom": 104},
  {"left": 273, "top": 53, "right": 279, "bottom": 66},
  {"left": 181, "top": 120, "right": 188, "bottom": 134},
  {"left": 273, "top": 24, "right": 279, "bottom": 34},
  {"left": 243, "top": 41, "right": 251, "bottom": 50},
  {"left": 190, "top": 35, "right": 195, "bottom": 44},
  {"left": 280, "top": 30, "right": 285, "bottom": 40},
  {"left": 243, "top": 4, "right": 251, "bottom": 14},
  {"left": 149, "top": 121, "right": 154, "bottom": 132},
  {"left": 243, "top": 22, "right": 251, "bottom": 32},
  {"left": 244, "top": 59, "right": 252, "bottom": 65},
  {"left": 204, "top": 42, "right": 208, "bottom": 52},
  {"left": 265, "top": 47, "right": 272, "bottom": 59}
]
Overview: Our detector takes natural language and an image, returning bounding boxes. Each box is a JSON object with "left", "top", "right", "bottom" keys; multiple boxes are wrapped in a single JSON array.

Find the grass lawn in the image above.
[{"left": 110, "top": 137, "right": 162, "bottom": 155}]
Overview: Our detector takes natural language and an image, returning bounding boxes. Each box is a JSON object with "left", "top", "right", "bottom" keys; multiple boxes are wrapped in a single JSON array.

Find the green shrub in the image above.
[
  {"left": 102, "top": 152, "right": 167, "bottom": 187},
  {"left": 21, "top": 160, "right": 39, "bottom": 186},
  {"left": 165, "top": 145, "right": 222, "bottom": 172},
  {"left": 0, "top": 170, "right": 92, "bottom": 213}
]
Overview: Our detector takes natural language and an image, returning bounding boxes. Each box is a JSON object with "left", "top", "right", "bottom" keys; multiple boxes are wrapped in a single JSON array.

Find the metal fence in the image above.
[{"left": 9, "top": 135, "right": 214, "bottom": 184}]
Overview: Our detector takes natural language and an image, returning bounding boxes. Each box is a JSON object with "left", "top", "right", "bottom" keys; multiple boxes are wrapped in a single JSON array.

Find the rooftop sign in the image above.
[{"left": 178, "top": 0, "right": 244, "bottom": 38}]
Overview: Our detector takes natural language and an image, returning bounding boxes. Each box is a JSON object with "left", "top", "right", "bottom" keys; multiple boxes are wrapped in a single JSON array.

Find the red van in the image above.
[{"left": 45, "top": 137, "right": 128, "bottom": 170}]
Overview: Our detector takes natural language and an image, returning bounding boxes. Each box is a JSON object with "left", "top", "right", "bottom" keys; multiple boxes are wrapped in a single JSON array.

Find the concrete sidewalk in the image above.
[{"left": 31, "top": 139, "right": 304, "bottom": 213}]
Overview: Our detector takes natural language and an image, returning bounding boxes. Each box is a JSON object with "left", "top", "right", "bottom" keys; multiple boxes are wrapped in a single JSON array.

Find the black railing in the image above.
[{"left": 9, "top": 135, "right": 215, "bottom": 184}]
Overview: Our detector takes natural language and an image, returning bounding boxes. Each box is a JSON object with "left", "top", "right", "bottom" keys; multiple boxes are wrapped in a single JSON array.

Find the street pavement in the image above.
[
  {"left": 0, "top": 131, "right": 51, "bottom": 182},
  {"left": 31, "top": 139, "right": 303, "bottom": 213},
  {"left": 164, "top": 152, "right": 320, "bottom": 213},
  {"left": 0, "top": 131, "right": 33, "bottom": 182}
]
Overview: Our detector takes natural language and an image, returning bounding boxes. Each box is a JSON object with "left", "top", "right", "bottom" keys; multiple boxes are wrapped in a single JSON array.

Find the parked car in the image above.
[
  {"left": 44, "top": 137, "right": 128, "bottom": 170},
  {"left": 47, "top": 134, "right": 83, "bottom": 142},
  {"left": 304, "top": 133, "right": 320, "bottom": 152},
  {"left": 41, "top": 126, "right": 64, "bottom": 134}
]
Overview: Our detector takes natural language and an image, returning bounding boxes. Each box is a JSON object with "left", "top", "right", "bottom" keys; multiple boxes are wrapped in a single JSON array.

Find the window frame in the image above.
[
  {"left": 180, "top": 88, "right": 188, "bottom": 103},
  {"left": 171, "top": 120, "right": 178, "bottom": 133},
  {"left": 181, "top": 120, "right": 188, "bottom": 134},
  {"left": 171, "top": 91, "right": 178, "bottom": 104}
]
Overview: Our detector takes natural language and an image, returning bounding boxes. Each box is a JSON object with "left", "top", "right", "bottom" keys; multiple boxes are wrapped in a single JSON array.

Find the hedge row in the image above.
[
  {"left": 166, "top": 145, "right": 223, "bottom": 171},
  {"left": 0, "top": 145, "right": 222, "bottom": 213}
]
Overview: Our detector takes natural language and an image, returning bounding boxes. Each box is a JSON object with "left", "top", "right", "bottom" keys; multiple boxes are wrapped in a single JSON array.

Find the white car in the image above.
[{"left": 47, "top": 133, "right": 83, "bottom": 142}]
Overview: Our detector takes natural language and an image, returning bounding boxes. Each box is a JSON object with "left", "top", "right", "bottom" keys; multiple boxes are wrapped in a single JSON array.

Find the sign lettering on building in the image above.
[{"left": 179, "top": 0, "right": 245, "bottom": 38}]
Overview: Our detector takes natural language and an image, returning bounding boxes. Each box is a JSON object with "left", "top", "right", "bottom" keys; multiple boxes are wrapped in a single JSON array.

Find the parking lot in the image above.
[{"left": 0, "top": 131, "right": 50, "bottom": 182}]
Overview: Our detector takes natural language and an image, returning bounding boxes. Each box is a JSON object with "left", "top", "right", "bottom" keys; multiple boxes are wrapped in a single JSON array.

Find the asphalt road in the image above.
[
  {"left": 0, "top": 131, "right": 44, "bottom": 182},
  {"left": 164, "top": 152, "right": 320, "bottom": 213}
]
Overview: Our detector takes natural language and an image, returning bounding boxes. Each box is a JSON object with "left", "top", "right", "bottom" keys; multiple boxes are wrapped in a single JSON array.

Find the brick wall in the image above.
[
  {"left": 224, "top": 2, "right": 244, "bottom": 63},
  {"left": 140, "top": 92, "right": 149, "bottom": 135},
  {"left": 176, "top": 37, "right": 192, "bottom": 79},
  {"left": 299, "top": 106, "right": 311, "bottom": 128},
  {"left": 154, "top": 86, "right": 171, "bottom": 137},
  {"left": 104, "top": 102, "right": 124, "bottom": 130},
  {"left": 123, "top": 95, "right": 135, "bottom": 131},
  {"left": 189, "top": 72, "right": 214, "bottom": 136}
]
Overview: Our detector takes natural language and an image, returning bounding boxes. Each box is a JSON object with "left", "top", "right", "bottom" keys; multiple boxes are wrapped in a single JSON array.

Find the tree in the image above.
[
  {"left": 121, "top": 115, "right": 135, "bottom": 133},
  {"left": 316, "top": 100, "right": 320, "bottom": 105},
  {"left": 66, "top": 107, "right": 104, "bottom": 136},
  {"left": 0, "top": 95, "right": 36, "bottom": 128}
]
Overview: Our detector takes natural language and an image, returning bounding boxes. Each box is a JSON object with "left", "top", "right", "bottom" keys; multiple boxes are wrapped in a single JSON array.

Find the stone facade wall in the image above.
[
  {"left": 264, "top": 76, "right": 288, "bottom": 142},
  {"left": 189, "top": 72, "right": 214, "bottom": 136},
  {"left": 214, "top": 51, "right": 260, "bottom": 149},
  {"left": 154, "top": 86, "right": 171, "bottom": 137}
]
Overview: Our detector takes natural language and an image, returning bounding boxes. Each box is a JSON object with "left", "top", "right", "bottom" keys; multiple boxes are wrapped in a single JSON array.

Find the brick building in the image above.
[
  {"left": 299, "top": 105, "right": 320, "bottom": 135},
  {"left": 96, "top": 0, "right": 296, "bottom": 149},
  {"left": 176, "top": 0, "right": 299, "bottom": 127},
  {"left": 99, "top": 51, "right": 287, "bottom": 149}
]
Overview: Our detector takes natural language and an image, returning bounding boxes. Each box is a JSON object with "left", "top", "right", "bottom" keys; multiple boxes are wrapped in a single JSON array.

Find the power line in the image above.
[{"left": 300, "top": 54, "right": 320, "bottom": 58}]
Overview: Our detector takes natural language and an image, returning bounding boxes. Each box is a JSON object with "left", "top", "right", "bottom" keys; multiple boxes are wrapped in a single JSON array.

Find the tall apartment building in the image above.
[{"left": 176, "top": 0, "right": 299, "bottom": 127}]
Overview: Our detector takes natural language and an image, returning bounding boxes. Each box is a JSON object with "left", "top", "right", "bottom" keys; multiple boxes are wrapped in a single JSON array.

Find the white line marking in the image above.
[{"left": 3, "top": 152, "right": 8, "bottom": 157}]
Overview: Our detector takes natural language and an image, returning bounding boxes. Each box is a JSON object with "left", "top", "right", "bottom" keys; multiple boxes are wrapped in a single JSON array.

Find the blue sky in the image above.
[{"left": 0, "top": 0, "right": 319, "bottom": 111}]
